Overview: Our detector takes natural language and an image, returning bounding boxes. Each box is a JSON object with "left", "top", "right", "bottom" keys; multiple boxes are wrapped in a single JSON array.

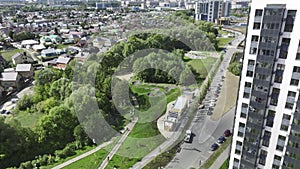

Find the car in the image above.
[
  {"left": 207, "top": 110, "right": 213, "bottom": 116},
  {"left": 217, "top": 136, "right": 226, "bottom": 144},
  {"left": 184, "top": 130, "right": 192, "bottom": 143},
  {"left": 198, "top": 104, "right": 205, "bottom": 109},
  {"left": 210, "top": 143, "right": 219, "bottom": 151},
  {"left": 224, "top": 129, "right": 231, "bottom": 137},
  {"left": 11, "top": 98, "right": 19, "bottom": 103},
  {"left": 0, "top": 110, "right": 6, "bottom": 114}
]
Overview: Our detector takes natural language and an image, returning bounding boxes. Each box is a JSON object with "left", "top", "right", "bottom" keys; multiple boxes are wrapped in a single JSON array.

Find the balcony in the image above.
[
  {"left": 261, "top": 29, "right": 281, "bottom": 36},
  {"left": 294, "top": 111, "right": 300, "bottom": 120},
  {"left": 291, "top": 123, "right": 300, "bottom": 132},
  {"left": 286, "top": 145, "right": 299, "bottom": 154},
  {"left": 242, "top": 150, "right": 257, "bottom": 162},
  {"left": 252, "top": 90, "right": 268, "bottom": 99},
  {"left": 247, "top": 121, "right": 262, "bottom": 129},
  {"left": 284, "top": 156, "right": 300, "bottom": 165},
  {"left": 253, "top": 78, "right": 270, "bottom": 88},
  {"left": 240, "top": 159, "right": 256, "bottom": 169},
  {"left": 259, "top": 42, "right": 277, "bottom": 50},
  {"left": 257, "top": 55, "right": 276, "bottom": 63},
  {"left": 255, "top": 67, "right": 272, "bottom": 75},
  {"left": 288, "top": 135, "right": 300, "bottom": 144}
]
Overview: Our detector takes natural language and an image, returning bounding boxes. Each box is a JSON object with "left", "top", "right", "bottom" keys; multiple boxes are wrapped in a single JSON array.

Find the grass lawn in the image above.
[
  {"left": 40, "top": 145, "right": 96, "bottom": 169},
  {"left": 200, "top": 138, "right": 231, "bottom": 169},
  {"left": 106, "top": 84, "right": 180, "bottom": 168},
  {"left": 211, "top": 71, "right": 240, "bottom": 121},
  {"left": 186, "top": 57, "right": 217, "bottom": 78},
  {"left": 13, "top": 111, "right": 44, "bottom": 128},
  {"left": 217, "top": 37, "right": 233, "bottom": 50},
  {"left": 62, "top": 149, "right": 108, "bottom": 169},
  {"left": 1, "top": 49, "right": 23, "bottom": 61},
  {"left": 219, "top": 158, "right": 229, "bottom": 169}
]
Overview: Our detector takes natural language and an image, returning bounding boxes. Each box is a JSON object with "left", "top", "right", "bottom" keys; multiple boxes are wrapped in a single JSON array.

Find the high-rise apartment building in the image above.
[
  {"left": 195, "top": 0, "right": 231, "bottom": 22},
  {"left": 229, "top": 0, "right": 300, "bottom": 169}
]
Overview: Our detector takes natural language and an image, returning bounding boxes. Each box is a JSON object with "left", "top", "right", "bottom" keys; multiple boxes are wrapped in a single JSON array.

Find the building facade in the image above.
[
  {"left": 229, "top": 0, "right": 300, "bottom": 169},
  {"left": 195, "top": 0, "right": 230, "bottom": 22}
]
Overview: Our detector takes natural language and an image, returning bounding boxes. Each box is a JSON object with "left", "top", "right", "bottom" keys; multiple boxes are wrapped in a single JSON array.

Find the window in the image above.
[
  {"left": 261, "top": 36, "right": 276, "bottom": 43},
  {"left": 251, "top": 35, "right": 259, "bottom": 42},
  {"left": 296, "top": 53, "right": 300, "bottom": 60},
  {"left": 276, "top": 135, "right": 286, "bottom": 151},
  {"left": 279, "top": 50, "right": 288, "bottom": 59},
  {"left": 288, "top": 91, "right": 296, "bottom": 98},
  {"left": 266, "top": 110, "right": 275, "bottom": 127},
  {"left": 284, "top": 10, "right": 297, "bottom": 32},
  {"left": 250, "top": 47, "right": 257, "bottom": 54},
  {"left": 285, "top": 102, "right": 294, "bottom": 109},
  {"left": 243, "top": 92, "right": 250, "bottom": 98},
  {"left": 290, "top": 79, "right": 299, "bottom": 86},
  {"left": 259, "top": 150, "right": 267, "bottom": 165},
  {"left": 246, "top": 71, "right": 253, "bottom": 77},
  {"left": 255, "top": 9, "right": 263, "bottom": 16},
  {"left": 253, "top": 22, "right": 261, "bottom": 30},
  {"left": 274, "top": 75, "right": 282, "bottom": 83},
  {"left": 293, "top": 66, "right": 300, "bottom": 73},
  {"left": 248, "top": 60, "right": 255, "bottom": 66},
  {"left": 276, "top": 64, "right": 285, "bottom": 70},
  {"left": 262, "top": 130, "right": 271, "bottom": 147},
  {"left": 245, "top": 82, "right": 252, "bottom": 88}
]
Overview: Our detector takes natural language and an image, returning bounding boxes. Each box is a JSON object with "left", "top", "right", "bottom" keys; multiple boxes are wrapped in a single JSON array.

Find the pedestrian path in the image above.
[
  {"left": 52, "top": 118, "right": 138, "bottom": 169},
  {"left": 98, "top": 117, "right": 138, "bottom": 169},
  {"left": 208, "top": 146, "right": 230, "bottom": 169}
]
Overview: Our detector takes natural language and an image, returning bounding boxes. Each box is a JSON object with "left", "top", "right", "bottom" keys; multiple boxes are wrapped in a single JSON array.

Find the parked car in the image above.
[
  {"left": 217, "top": 136, "right": 226, "bottom": 144},
  {"left": 210, "top": 143, "right": 219, "bottom": 151},
  {"left": 224, "top": 129, "right": 231, "bottom": 137},
  {"left": 11, "top": 98, "right": 19, "bottom": 103}
]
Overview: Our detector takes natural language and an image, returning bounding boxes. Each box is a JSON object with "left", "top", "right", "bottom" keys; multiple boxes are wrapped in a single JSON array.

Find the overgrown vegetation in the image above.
[{"left": 227, "top": 52, "right": 242, "bottom": 76}]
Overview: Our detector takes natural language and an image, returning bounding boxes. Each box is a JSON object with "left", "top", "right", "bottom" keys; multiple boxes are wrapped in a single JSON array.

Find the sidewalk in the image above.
[
  {"left": 52, "top": 140, "right": 114, "bottom": 169},
  {"left": 208, "top": 146, "right": 230, "bottom": 169}
]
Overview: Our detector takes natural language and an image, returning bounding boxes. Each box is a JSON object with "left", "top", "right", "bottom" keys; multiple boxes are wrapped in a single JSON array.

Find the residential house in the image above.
[
  {"left": 12, "top": 53, "right": 24, "bottom": 65},
  {"left": 21, "top": 39, "right": 39, "bottom": 48},
  {"left": 40, "top": 35, "right": 62, "bottom": 45},
  {"left": 15, "top": 64, "right": 34, "bottom": 79},
  {"left": 54, "top": 56, "right": 71, "bottom": 70},
  {"left": 41, "top": 48, "right": 57, "bottom": 57},
  {"left": 74, "top": 52, "right": 89, "bottom": 63},
  {"left": 0, "top": 72, "right": 21, "bottom": 90}
]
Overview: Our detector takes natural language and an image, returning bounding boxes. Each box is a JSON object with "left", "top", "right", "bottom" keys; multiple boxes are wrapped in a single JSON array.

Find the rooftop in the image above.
[
  {"left": 1, "top": 72, "right": 18, "bottom": 81},
  {"left": 16, "top": 64, "right": 32, "bottom": 72}
]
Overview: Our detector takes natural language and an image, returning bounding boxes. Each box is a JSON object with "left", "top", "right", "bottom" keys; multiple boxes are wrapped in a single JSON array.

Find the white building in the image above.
[
  {"left": 195, "top": 0, "right": 230, "bottom": 22},
  {"left": 229, "top": 0, "right": 300, "bottom": 169}
]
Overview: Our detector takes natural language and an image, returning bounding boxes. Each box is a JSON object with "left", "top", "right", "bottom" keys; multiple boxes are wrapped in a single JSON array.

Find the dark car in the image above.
[
  {"left": 210, "top": 143, "right": 219, "bottom": 151},
  {"left": 217, "top": 136, "right": 226, "bottom": 144},
  {"left": 224, "top": 129, "right": 231, "bottom": 137}
]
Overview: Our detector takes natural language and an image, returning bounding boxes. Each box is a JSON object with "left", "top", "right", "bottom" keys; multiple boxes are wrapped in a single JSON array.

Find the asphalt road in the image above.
[{"left": 165, "top": 34, "right": 244, "bottom": 169}]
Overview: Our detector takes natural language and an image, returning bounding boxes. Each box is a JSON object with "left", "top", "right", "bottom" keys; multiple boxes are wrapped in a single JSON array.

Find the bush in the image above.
[
  {"left": 16, "top": 95, "right": 33, "bottom": 111},
  {"left": 228, "top": 62, "right": 242, "bottom": 76}
]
